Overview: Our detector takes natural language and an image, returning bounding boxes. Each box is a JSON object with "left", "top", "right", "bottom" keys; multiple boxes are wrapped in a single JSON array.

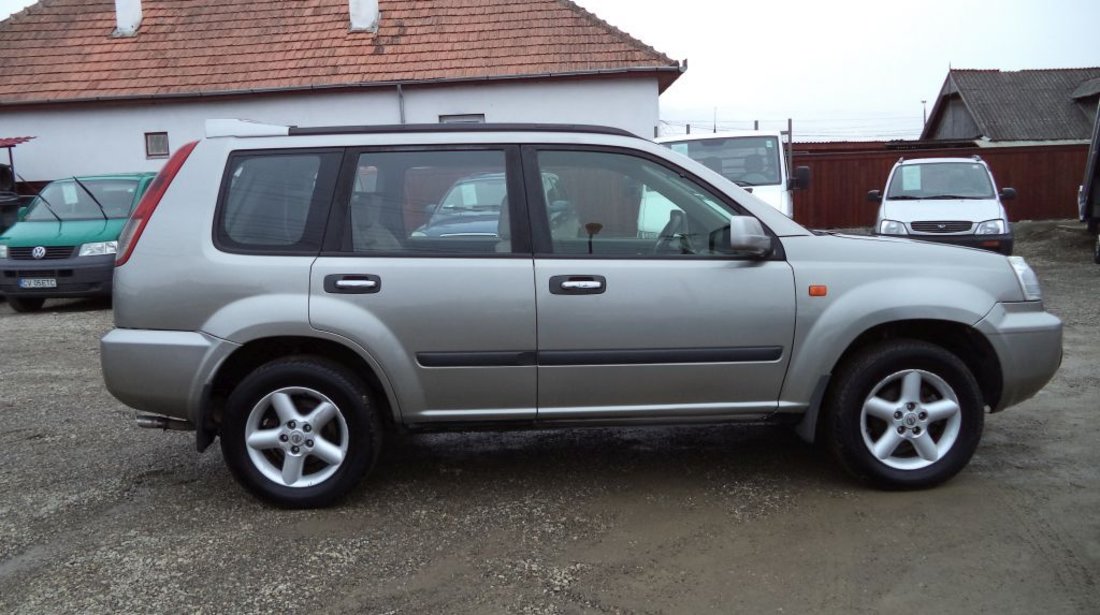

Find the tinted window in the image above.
[
  {"left": 534, "top": 150, "right": 738, "bottom": 257},
  {"left": 341, "top": 149, "right": 512, "bottom": 255},
  {"left": 218, "top": 151, "right": 341, "bottom": 252}
]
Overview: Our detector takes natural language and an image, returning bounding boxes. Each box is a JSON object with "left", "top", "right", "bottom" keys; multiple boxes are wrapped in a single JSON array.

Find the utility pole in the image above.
[
  {"left": 713, "top": 107, "right": 717, "bottom": 133},
  {"left": 922, "top": 100, "right": 928, "bottom": 126}
]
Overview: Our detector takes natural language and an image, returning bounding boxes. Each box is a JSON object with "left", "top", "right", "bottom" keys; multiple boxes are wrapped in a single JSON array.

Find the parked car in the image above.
[
  {"left": 101, "top": 121, "right": 1061, "bottom": 507},
  {"left": 0, "top": 173, "right": 155, "bottom": 312},
  {"left": 411, "top": 171, "right": 569, "bottom": 239},
  {"left": 868, "top": 157, "right": 1016, "bottom": 255}
]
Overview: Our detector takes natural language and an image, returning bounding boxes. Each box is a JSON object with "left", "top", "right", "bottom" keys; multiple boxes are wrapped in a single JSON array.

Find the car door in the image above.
[
  {"left": 309, "top": 145, "right": 538, "bottom": 424},
  {"left": 524, "top": 145, "right": 796, "bottom": 421}
]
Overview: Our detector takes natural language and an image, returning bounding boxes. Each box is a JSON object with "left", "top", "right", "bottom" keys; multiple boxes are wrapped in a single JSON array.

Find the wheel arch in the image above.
[
  {"left": 796, "top": 319, "right": 1002, "bottom": 443},
  {"left": 196, "top": 335, "right": 399, "bottom": 451}
]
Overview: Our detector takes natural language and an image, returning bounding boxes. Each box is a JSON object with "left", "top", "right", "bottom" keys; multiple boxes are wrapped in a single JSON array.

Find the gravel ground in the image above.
[{"left": 1, "top": 220, "right": 1097, "bottom": 614}]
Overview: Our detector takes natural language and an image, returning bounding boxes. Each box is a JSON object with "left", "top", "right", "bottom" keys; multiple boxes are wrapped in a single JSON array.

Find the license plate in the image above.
[{"left": 18, "top": 278, "right": 57, "bottom": 289}]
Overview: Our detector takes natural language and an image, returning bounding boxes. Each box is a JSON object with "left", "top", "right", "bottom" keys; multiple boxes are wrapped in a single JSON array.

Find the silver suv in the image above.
[{"left": 101, "top": 121, "right": 1062, "bottom": 507}]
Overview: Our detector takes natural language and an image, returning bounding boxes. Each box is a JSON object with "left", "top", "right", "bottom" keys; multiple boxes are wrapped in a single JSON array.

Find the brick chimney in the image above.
[
  {"left": 349, "top": 0, "right": 379, "bottom": 32},
  {"left": 113, "top": 0, "right": 142, "bottom": 37}
]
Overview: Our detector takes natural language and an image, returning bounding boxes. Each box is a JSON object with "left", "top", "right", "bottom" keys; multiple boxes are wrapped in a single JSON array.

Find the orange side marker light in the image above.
[{"left": 809, "top": 285, "right": 828, "bottom": 297}]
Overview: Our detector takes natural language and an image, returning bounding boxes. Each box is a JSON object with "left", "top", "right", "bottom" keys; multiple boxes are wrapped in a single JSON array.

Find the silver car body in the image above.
[{"left": 101, "top": 123, "right": 1061, "bottom": 447}]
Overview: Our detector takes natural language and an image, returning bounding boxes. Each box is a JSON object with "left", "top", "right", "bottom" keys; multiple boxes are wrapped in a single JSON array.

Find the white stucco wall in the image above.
[{"left": 0, "top": 77, "right": 659, "bottom": 181}]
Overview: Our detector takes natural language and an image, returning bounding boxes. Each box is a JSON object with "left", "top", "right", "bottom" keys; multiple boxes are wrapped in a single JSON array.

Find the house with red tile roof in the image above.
[{"left": 0, "top": 0, "right": 683, "bottom": 181}]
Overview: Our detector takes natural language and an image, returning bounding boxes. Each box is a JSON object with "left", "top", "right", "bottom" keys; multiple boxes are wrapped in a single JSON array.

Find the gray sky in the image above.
[
  {"left": 573, "top": 0, "right": 1100, "bottom": 139},
  {"left": 3, "top": 0, "right": 1098, "bottom": 140}
]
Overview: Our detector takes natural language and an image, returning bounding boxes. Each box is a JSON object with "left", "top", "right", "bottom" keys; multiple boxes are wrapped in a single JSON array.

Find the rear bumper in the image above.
[
  {"left": 101, "top": 328, "right": 240, "bottom": 424},
  {"left": 975, "top": 301, "right": 1063, "bottom": 411},
  {"left": 0, "top": 254, "right": 114, "bottom": 298}
]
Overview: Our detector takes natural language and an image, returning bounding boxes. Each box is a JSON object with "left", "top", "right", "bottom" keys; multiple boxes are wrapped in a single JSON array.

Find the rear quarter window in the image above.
[{"left": 215, "top": 150, "right": 342, "bottom": 254}]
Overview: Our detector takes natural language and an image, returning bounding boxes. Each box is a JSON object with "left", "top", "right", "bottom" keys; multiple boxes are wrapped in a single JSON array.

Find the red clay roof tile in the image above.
[{"left": 0, "top": 0, "right": 681, "bottom": 105}]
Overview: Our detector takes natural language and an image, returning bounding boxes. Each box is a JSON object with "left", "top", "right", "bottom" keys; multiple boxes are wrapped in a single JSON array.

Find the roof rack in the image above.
[{"left": 286, "top": 123, "right": 637, "bottom": 138}]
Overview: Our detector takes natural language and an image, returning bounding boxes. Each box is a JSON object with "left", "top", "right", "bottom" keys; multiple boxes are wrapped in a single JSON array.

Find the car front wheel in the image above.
[
  {"left": 7, "top": 297, "right": 45, "bottom": 312},
  {"left": 221, "top": 357, "right": 381, "bottom": 508},
  {"left": 825, "top": 340, "right": 984, "bottom": 489}
]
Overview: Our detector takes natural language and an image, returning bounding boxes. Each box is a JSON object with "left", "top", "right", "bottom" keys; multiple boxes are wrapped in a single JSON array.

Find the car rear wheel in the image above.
[
  {"left": 220, "top": 357, "right": 381, "bottom": 508},
  {"left": 825, "top": 340, "right": 984, "bottom": 489},
  {"left": 7, "top": 297, "right": 45, "bottom": 312}
]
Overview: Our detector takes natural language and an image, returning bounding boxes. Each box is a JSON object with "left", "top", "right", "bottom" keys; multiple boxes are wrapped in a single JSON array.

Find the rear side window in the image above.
[{"left": 216, "top": 151, "right": 342, "bottom": 253}]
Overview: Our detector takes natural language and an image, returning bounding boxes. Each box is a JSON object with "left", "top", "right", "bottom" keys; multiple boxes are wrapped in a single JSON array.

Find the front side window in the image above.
[
  {"left": 217, "top": 151, "right": 341, "bottom": 252},
  {"left": 533, "top": 149, "right": 739, "bottom": 257},
  {"left": 886, "top": 162, "right": 995, "bottom": 199},
  {"left": 25, "top": 179, "right": 140, "bottom": 221},
  {"left": 342, "top": 149, "right": 512, "bottom": 255},
  {"left": 666, "top": 136, "right": 782, "bottom": 187}
]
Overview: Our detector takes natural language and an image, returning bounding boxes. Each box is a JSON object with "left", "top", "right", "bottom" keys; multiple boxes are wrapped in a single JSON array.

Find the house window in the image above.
[
  {"left": 145, "top": 132, "right": 170, "bottom": 158},
  {"left": 439, "top": 114, "right": 485, "bottom": 124}
]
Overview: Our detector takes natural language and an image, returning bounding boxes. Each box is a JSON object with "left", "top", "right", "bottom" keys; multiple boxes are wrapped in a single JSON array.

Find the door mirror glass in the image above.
[
  {"left": 999, "top": 187, "right": 1017, "bottom": 201},
  {"left": 867, "top": 189, "right": 883, "bottom": 203},
  {"left": 790, "top": 165, "right": 812, "bottom": 191}
]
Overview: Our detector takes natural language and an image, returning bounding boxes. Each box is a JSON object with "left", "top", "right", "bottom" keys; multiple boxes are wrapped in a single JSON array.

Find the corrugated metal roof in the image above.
[
  {"left": 0, "top": 0, "right": 682, "bottom": 106},
  {"left": 924, "top": 68, "right": 1100, "bottom": 141}
]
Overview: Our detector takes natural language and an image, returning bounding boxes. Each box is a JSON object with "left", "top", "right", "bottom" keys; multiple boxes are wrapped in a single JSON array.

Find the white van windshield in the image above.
[{"left": 666, "top": 136, "right": 782, "bottom": 187}]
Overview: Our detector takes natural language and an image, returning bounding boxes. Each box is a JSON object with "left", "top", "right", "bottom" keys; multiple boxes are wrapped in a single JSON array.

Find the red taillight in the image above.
[{"left": 116, "top": 140, "right": 199, "bottom": 266}]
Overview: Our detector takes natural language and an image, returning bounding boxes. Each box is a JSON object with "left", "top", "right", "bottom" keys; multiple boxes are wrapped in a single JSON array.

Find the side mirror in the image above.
[
  {"left": 867, "top": 189, "right": 883, "bottom": 203},
  {"left": 17, "top": 206, "right": 28, "bottom": 221},
  {"left": 999, "top": 187, "right": 1016, "bottom": 202},
  {"left": 789, "top": 166, "right": 812, "bottom": 191},
  {"left": 422, "top": 203, "right": 437, "bottom": 215},
  {"left": 728, "top": 215, "right": 773, "bottom": 258}
]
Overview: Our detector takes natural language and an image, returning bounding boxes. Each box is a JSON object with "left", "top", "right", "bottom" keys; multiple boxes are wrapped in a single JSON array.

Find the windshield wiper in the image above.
[
  {"left": 15, "top": 171, "right": 62, "bottom": 223},
  {"left": 886, "top": 195, "right": 923, "bottom": 200},
  {"left": 921, "top": 194, "right": 981, "bottom": 200},
  {"left": 71, "top": 177, "right": 109, "bottom": 220},
  {"left": 733, "top": 180, "right": 757, "bottom": 187}
]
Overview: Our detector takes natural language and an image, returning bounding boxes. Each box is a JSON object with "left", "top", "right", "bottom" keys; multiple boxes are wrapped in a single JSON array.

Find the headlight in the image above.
[
  {"left": 975, "top": 219, "right": 1006, "bottom": 235},
  {"left": 0, "top": 245, "right": 7, "bottom": 259},
  {"left": 78, "top": 241, "right": 118, "bottom": 257},
  {"left": 1007, "top": 256, "right": 1042, "bottom": 301},
  {"left": 878, "top": 219, "right": 907, "bottom": 235}
]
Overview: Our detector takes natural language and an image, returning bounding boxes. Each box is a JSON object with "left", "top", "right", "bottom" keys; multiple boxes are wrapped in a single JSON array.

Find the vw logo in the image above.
[
  {"left": 31, "top": 246, "right": 46, "bottom": 260},
  {"left": 936, "top": 224, "right": 947, "bottom": 230}
]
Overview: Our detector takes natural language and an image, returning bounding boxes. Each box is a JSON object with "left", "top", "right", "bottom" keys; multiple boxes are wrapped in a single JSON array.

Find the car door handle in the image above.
[
  {"left": 324, "top": 274, "right": 381, "bottom": 294},
  {"left": 550, "top": 275, "right": 606, "bottom": 295}
]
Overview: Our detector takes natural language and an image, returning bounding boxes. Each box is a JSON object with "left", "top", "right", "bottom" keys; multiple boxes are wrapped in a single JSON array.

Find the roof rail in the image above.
[
  {"left": 286, "top": 123, "right": 637, "bottom": 138},
  {"left": 205, "top": 119, "right": 290, "bottom": 138}
]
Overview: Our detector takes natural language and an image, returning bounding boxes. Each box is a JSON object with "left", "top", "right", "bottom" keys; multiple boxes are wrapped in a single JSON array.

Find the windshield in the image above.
[
  {"left": 666, "top": 136, "right": 782, "bottom": 186},
  {"left": 25, "top": 179, "right": 140, "bottom": 221},
  {"left": 886, "top": 162, "right": 995, "bottom": 199}
]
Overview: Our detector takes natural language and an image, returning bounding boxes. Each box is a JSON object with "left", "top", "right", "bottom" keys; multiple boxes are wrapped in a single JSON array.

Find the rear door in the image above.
[
  {"left": 309, "top": 145, "right": 538, "bottom": 425},
  {"left": 524, "top": 146, "right": 797, "bottom": 421}
]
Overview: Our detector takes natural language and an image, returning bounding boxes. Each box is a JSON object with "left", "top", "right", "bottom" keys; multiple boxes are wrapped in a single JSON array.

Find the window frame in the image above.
[
  {"left": 320, "top": 144, "right": 531, "bottom": 258},
  {"left": 213, "top": 147, "right": 344, "bottom": 256},
  {"left": 144, "top": 132, "right": 170, "bottom": 159},
  {"left": 438, "top": 114, "right": 487, "bottom": 124},
  {"left": 520, "top": 144, "right": 785, "bottom": 261}
]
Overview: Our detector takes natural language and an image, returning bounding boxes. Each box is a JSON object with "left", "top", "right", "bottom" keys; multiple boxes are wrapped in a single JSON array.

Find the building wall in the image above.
[
  {"left": 2, "top": 77, "right": 659, "bottom": 182},
  {"left": 791, "top": 143, "right": 1089, "bottom": 228},
  {"left": 928, "top": 97, "right": 981, "bottom": 140}
]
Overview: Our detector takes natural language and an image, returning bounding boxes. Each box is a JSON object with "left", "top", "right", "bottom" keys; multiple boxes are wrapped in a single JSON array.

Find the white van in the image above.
[{"left": 657, "top": 130, "right": 811, "bottom": 217}]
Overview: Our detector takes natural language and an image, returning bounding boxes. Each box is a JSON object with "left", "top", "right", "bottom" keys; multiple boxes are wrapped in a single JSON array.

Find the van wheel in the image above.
[
  {"left": 220, "top": 357, "right": 381, "bottom": 508},
  {"left": 824, "top": 340, "right": 984, "bottom": 489},
  {"left": 8, "top": 297, "right": 45, "bottom": 312}
]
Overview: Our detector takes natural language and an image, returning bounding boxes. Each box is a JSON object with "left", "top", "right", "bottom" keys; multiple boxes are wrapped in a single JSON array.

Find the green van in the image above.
[{"left": 0, "top": 173, "right": 155, "bottom": 312}]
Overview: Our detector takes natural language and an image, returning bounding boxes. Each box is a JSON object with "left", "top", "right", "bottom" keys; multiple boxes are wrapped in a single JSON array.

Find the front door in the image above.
[{"left": 524, "top": 146, "right": 796, "bottom": 421}]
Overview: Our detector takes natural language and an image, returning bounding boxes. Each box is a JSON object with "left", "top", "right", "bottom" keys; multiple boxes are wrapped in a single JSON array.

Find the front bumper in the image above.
[
  {"left": 975, "top": 301, "right": 1063, "bottom": 411},
  {"left": 906, "top": 232, "right": 1014, "bottom": 255},
  {"left": 101, "top": 328, "right": 240, "bottom": 424},
  {"left": 0, "top": 254, "right": 115, "bottom": 298}
]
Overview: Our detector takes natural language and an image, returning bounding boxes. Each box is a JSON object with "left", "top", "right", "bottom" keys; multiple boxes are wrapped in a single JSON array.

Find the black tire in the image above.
[
  {"left": 824, "top": 340, "right": 984, "bottom": 489},
  {"left": 220, "top": 356, "right": 382, "bottom": 508},
  {"left": 8, "top": 297, "right": 45, "bottom": 312},
  {"left": 1093, "top": 233, "right": 1100, "bottom": 265}
]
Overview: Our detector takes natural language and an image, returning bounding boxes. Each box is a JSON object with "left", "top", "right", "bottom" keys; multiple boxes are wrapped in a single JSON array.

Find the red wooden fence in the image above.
[{"left": 791, "top": 143, "right": 1089, "bottom": 229}]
